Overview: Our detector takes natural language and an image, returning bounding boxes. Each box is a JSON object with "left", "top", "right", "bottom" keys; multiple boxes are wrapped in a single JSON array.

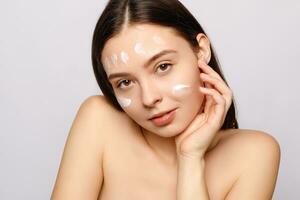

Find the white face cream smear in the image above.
[
  {"left": 120, "top": 51, "right": 129, "bottom": 64},
  {"left": 153, "top": 35, "right": 165, "bottom": 45},
  {"left": 172, "top": 84, "right": 191, "bottom": 95},
  {"left": 117, "top": 97, "right": 132, "bottom": 108},
  {"left": 134, "top": 43, "right": 147, "bottom": 55},
  {"left": 111, "top": 53, "right": 118, "bottom": 66},
  {"left": 104, "top": 57, "right": 114, "bottom": 70}
]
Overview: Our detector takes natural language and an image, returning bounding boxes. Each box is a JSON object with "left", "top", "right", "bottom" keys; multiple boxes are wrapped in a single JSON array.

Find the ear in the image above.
[{"left": 196, "top": 33, "right": 211, "bottom": 64}]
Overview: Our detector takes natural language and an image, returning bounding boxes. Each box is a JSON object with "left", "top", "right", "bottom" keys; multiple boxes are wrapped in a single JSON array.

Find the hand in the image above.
[{"left": 175, "top": 59, "right": 233, "bottom": 159}]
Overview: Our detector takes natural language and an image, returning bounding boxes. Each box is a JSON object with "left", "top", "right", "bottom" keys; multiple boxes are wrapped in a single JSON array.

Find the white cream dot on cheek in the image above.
[
  {"left": 117, "top": 97, "right": 132, "bottom": 108},
  {"left": 134, "top": 43, "right": 147, "bottom": 55},
  {"left": 120, "top": 51, "right": 129, "bottom": 64},
  {"left": 172, "top": 84, "right": 191, "bottom": 95}
]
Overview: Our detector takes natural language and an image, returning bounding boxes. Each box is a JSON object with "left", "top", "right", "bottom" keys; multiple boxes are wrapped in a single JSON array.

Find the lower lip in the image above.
[{"left": 150, "top": 109, "right": 177, "bottom": 126}]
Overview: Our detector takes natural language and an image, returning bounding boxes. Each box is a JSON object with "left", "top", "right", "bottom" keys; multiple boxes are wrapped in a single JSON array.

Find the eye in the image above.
[
  {"left": 156, "top": 63, "right": 172, "bottom": 73},
  {"left": 116, "top": 79, "right": 132, "bottom": 89}
]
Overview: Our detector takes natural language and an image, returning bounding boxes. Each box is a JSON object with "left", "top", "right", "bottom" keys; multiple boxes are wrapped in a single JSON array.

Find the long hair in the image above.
[{"left": 91, "top": 0, "right": 239, "bottom": 129}]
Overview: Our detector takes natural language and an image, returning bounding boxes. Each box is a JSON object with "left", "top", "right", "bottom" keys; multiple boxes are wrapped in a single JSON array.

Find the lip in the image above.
[
  {"left": 149, "top": 108, "right": 177, "bottom": 126},
  {"left": 149, "top": 108, "right": 176, "bottom": 120}
]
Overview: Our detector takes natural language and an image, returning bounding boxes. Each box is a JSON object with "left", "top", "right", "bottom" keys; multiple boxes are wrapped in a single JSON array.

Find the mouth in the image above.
[
  {"left": 148, "top": 108, "right": 177, "bottom": 120},
  {"left": 149, "top": 108, "right": 178, "bottom": 126}
]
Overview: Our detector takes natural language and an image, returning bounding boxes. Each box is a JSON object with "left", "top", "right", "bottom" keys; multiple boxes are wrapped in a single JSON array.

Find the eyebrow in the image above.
[{"left": 108, "top": 49, "right": 178, "bottom": 80}]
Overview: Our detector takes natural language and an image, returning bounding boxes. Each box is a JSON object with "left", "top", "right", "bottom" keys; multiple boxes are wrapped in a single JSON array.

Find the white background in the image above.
[{"left": 0, "top": 0, "right": 299, "bottom": 199}]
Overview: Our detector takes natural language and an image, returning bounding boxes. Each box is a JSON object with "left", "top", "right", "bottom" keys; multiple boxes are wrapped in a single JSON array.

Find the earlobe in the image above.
[{"left": 196, "top": 33, "right": 211, "bottom": 64}]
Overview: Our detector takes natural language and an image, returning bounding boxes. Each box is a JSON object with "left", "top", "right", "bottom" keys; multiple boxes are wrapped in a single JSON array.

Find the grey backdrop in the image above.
[{"left": 1, "top": 0, "right": 299, "bottom": 199}]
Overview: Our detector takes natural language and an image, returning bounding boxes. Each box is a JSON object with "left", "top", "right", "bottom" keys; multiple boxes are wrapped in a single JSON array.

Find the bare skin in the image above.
[
  {"left": 51, "top": 95, "right": 281, "bottom": 200},
  {"left": 51, "top": 23, "right": 280, "bottom": 200}
]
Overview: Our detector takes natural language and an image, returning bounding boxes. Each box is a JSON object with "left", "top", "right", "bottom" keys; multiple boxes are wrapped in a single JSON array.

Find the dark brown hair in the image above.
[{"left": 91, "top": 0, "right": 239, "bottom": 129}]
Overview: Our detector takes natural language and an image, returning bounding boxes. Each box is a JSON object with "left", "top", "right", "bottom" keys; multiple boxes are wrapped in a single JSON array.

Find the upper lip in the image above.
[{"left": 148, "top": 108, "right": 176, "bottom": 120}]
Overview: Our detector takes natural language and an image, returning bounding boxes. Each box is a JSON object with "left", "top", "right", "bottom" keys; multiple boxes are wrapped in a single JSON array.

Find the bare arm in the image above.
[
  {"left": 176, "top": 156, "right": 210, "bottom": 200},
  {"left": 224, "top": 131, "right": 281, "bottom": 200},
  {"left": 176, "top": 131, "right": 281, "bottom": 200},
  {"left": 51, "top": 96, "right": 109, "bottom": 200},
  {"left": 175, "top": 61, "right": 281, "bottom": 199}
]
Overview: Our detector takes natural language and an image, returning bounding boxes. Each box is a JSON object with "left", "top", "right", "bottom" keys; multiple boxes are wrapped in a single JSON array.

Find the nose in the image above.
[{"left": 141, "top": 80, "right": 162, "bottom": 107}]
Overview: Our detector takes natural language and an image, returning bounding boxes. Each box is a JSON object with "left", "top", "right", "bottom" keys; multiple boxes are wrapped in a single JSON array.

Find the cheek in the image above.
[
  {"left": 169, "top": 83, "right": 201, "bottom": 101},
  {"left": 165, "top": 70, "right": 201, "bottom": 99},
  {"left": 172, "top": 84, "right": 192, "bottom": 96},
  {"left": 116, "top": 96, "right": 132, "bottom": 108},
  {"left": 116, "top": 95, "right": 141, "bottom": 118},
  {"left": 164, "top": 68, "right": 204, "bottom": 110}
]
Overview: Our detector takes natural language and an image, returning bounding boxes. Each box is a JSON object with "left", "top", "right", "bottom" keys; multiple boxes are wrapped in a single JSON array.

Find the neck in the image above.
[{"left": 141, "top": 127, "right": 178, "bottom": 167}]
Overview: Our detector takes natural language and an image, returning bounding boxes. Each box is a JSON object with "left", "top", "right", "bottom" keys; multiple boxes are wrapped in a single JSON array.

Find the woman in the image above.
[{"left": 51, "top": 0, "right": 281, "bottom": 199}]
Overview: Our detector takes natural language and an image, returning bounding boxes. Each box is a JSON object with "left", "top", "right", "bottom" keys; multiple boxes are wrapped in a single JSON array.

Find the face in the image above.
[{"left": 101, "top": 24, "right": 205, "bottom": 137}]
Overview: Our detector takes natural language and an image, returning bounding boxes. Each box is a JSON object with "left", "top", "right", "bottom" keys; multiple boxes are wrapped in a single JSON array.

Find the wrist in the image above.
[
  {"left": 177, "top": 151, "right": 206, "bottom": 161},
  {"left": 176, "top": 156, "right": 209, "bottom": 199},
  {"left": 177, "top": 155, "right": 206, "bottom": 168}
]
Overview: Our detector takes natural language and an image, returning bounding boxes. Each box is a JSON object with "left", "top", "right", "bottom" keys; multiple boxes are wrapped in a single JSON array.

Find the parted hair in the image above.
[{"left": 91, "top": 0, "right": 239, "bottom": 129}]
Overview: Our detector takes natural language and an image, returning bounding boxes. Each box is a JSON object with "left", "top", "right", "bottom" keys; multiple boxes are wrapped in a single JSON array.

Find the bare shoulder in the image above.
[
  {"left": 80, "top": 95, "right": 133, "bottom": 124},
  {"left": 72, "top": 95, "right": 139, "bottom": 151},
  {"left": 74, "top": 95, "right": 131, "bottom": 128},
  {"left": 69, "top": 95, "right": 121, "bottom": 144},
  {"left": 82, "top": 95, "right": 138, "bottom": 130},
  {"left": 51, "top": 95, "right": 129, "bottom": 199},
  {"left": 216, "top": 129, "right": 281, "bottom": 199},
  {"left": 79, "top": 95, "right": 119, "bottom": 116},
  {"left": 217, "top": 128, "right": 281, "bottom": 161},
  {"left": 217, "top": 128, "right": 281, "bottom": 152}
]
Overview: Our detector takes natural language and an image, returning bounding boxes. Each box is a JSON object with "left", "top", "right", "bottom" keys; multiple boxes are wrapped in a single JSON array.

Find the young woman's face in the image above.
[{"left": 101, "top": 24, "right": 205, "bottom": 137}]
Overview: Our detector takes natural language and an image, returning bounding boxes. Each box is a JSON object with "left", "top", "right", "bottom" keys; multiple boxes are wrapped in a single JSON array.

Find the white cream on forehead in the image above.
[
  {"left": 134, "top": 43, "right": 147, "bottom": 55},
  {"left": 117, "top": 97, "right": 132, "bottom": 108},
  {"left": 107, "top": 35, "right": 165, "bottom": 69},
  {"left": 104, "top": 57, "right": 115, "bottom": 71},
  {"left": 120, "top": 51, "right": 129, "bottom": 64},
  {"left": 153, "top": 36, "right": 165, "bottom": 45},
  {"left": 172, "top": 84, "right": 191, "bottom": 94},
  {"left": 111, "top": 53, "right": 118, "bottom": 66}
]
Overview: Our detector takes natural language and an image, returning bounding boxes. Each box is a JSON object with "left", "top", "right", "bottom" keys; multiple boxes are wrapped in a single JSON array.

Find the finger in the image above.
[
  {"left": 199, "top": 88, "right": 226, "bottom": 128},
  {"left": 206, "top": 82, "right": 213, "bottom": 89},
  {"left": 203, "top": 88, "right": 213, "bottom": 114},
  {"left": 199, "top": 87, "right": 226, "bottom": 124},
  {"left": 202, "top": 82, "right": 213, "bottom": 114},
  {"left": 200, "top": 73, "right": 233, "bottom": 112},
  {"left": 198, "top": 83, "right": 212, "bottom": 114},
  {"left": 199, "top": 73, "right": 214, "bottom": 114},
  {"left": 198, "top": 59, "right": 224, "bottom": 82},
  {"left": 205, "top": 80, "right": 231, "bottom": 124}
]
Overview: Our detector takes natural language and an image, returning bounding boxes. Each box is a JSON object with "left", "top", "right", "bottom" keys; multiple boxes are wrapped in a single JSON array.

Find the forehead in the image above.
[{"left": 101, "top": 24, "right": 186, "bottom": 60}]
